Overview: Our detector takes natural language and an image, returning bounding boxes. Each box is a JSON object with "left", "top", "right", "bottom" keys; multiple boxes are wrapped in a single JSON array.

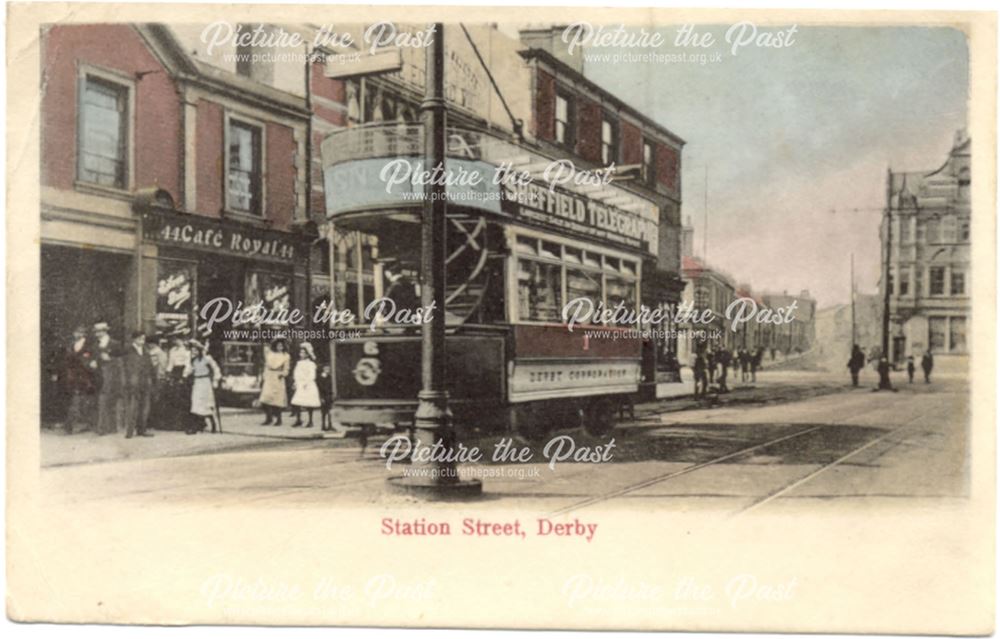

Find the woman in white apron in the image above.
[
  {"left": 184, "top": 340, "right": 221, "bottom": 434},
  {"left": 291, "top": 343, "right": 321, "bottom": 428},
  {"left": 259, "top": 339, "right": 290, "bottom": 426}
]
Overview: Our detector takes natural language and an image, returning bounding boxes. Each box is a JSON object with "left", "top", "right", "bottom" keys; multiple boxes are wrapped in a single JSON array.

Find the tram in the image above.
[{"left": 321, "top": 124, "right": 661, "bottom": 439}]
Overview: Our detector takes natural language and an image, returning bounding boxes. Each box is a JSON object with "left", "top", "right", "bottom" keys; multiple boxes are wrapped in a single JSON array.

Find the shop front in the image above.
[{"left": 136, "top": 202, "right": 313, "bottom": 405}]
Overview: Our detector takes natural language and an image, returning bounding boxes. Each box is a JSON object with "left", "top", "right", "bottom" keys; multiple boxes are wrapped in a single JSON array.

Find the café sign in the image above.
[{"left": 142, "top": 210, "right": 300, "bottom": 263}]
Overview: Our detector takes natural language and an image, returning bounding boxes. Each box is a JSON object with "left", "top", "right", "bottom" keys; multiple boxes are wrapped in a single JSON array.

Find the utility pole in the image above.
[
  {"left": 387, "top": 24, "right": 481, "bottom": 498},
  {"left": 881, "top": 169, "right": 892, "bottom": 363},
  {"left": 702, "top": 165, "right": 709, "bottom": 260},
  {"left": 850, "top": 252, "right": 856, "bottom": 346}
]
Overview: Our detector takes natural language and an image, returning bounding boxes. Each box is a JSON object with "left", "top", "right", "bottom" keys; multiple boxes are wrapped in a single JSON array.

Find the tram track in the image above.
[{"left": 544, "top": 398, "right": 908, "bottom": 516}]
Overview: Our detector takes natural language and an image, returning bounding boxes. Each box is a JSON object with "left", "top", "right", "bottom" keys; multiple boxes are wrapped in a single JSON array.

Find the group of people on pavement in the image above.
[
  {"left": 257, "top": 338, "right": 334, "bottom": 430},
  {"left": 692, "top": 346, "right": 766, "bottom": 398},
  {"left": 847, "top": 343, "right": 935, "bottom": 391},
  {"left": 55, "top": 322, "right": 223, "bottom": 438}
]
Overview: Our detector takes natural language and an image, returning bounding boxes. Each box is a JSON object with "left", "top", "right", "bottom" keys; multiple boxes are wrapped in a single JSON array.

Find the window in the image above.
[
  {"left": 227, "top": 118, "right": 263, "bottom": 215},
  {"left": 929, "top": 267, "right": 945, "bottom": 295},
  {"left": 555, "top": 92, "right": 574, "bottom": 147},
  {"left": 949, "top": 317, "right": 966, "bottom": 352},
  {"left": 514, "top": 235, "right": 638, "bottom": 325},
  {"left": 898, "top": 269, "right": 910, "bottom": 296},
  {"left": 959, "top": 219, "right": 970, "bottom": 242},
  {"left": 899, "top": 216, "right": 912, "bottom": 243},
  {"left": 78, "top": 75, "right": 129, "bottom": 189},
  {"left": 601, "top": 118, "right": 617, "bottom": 165},
  {"left": 642, "top": 140, "right": 655, "bottom": 187},
  {"left": 942, "top": 216, "right": 957, "bottom": 243},
  {"left": 950, "top": 270, "right": 965, "bottom": 296},
  {"left": 926, "top": 219, "right": 940, "bottom": 243},
  {"left": 886, "top": 273, "right": 894, "bottom": 296},
  {"left": 928, "top": 317, "right": 946, "bottom": 351}
]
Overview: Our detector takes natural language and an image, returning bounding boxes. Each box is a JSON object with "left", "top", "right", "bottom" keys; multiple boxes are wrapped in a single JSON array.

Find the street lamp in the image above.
[{"left": 386, "top": 23, "right": 482, "bottom": 498}]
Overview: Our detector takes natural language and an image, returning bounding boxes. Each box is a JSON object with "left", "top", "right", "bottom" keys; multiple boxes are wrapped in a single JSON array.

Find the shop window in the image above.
[
  {"left": 949, "top": 317, "right": 966, "bottom": 352},
  {"left": 78, "top": 74, "right": 130, "bottom": 189},
  {"left": 555, "top": 92, "right": 574, "bottom": 147},
  {"left": 226, "top": 118, "right": 263, "bottom": 215},
  {"left": 642, "top": 140, "right": 656, "bottom": 188},
  {"left": 928, "top": 317, "right": 946, "bottom": 351},
  {"left": 899, "top": 216, "right": 912, "bottom": 243},
  {"left": 601, "top": 118, "right": 618, "bottom": 165},
  {"left": 950, "top": 270, "right": 965, "bottom": 296},
  {"left": 929, "top": 267, "right": 945, "bottom": 295}
]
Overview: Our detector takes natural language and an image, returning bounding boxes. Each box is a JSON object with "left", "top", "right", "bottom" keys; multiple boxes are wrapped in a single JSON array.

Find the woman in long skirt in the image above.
[
  {"left": 259, "top": 339, "right": 290, "bottom": 426},
  {"left": 291, "top": 343, "right": 321, "bottom": 428},
  {"left": 184, "top": 340, "right": 221, "bottom": 434}
]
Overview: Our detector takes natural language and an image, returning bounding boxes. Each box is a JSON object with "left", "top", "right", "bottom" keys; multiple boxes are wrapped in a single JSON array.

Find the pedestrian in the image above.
[
  {"left": 876, "top": 356, "right": 895, "bottom": 391},
  {"left": 259, "top": 338, "right": 290, "bottom": 426},
  {"left": 91, "top": 321, "right": 124, "bottom": 435},
  {"left": 706, "top": 348, "right": 716, "bottom": 385},
  {"left": 164, "top": 337, "right": 192, "bottom": 430},
  {"left": 122, "top": 331, "right": 156, "bottom": 438},
  {"left": 184, "top": 340, "right": 221, "bottom": 434},
  {"left": 61, "top": 325, "right": 96, "bottom": 434},
  {"left": 693, "top": 350, "right": 708, "bottom": 399},
  {"left": 906, "top": 356, "right": 915, "bottom": 383},
  {"left": 146, "top": 335, "right": 169, "bottom": 429},
  {"left": 317, "top": 363, "right": 334, "bottom": 431},
  {"left": 291, "top": 343, "right": 321, "bottom": 428},
  {"left": 739, "top": 349, "right": 750, "bottom": 383},
  {"left": 847, "top": 344, "right": 865, "bottom": 387},
  {"left": 751, "top": 348, "right": 763, "bottom": 383},
  {"left": 717, "top": 348, "right": 731, "bottom": 393},
  {"left": 921, "top": 350, "right": 934, "bottom": 383}
]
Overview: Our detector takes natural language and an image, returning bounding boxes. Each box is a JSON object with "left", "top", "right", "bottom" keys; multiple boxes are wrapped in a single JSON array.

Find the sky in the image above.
[{"left": 580, "top": 25, "right": 969, "bottom": 308}]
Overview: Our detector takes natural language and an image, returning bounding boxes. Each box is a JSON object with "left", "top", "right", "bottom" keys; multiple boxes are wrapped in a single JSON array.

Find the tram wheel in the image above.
[{"left": 583, "top": 399, "right": 616, "bottom": 438}]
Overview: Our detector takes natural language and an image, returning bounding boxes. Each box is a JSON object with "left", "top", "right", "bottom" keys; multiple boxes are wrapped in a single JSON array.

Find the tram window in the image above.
[
  {"left": 539, "top": 241, "right": 561, "bottom": 260},
  {"left": 516, "top": 236, "right": 538, "bottom": 256},
  {"left": 518, "top": 260, "right": 562, "bottom": 321},
  {"left": 606, "top": 276, "right": 638, "bottom": 325},
  {"left": 566, "top": 267, "right": 601, "bottom": 309}
]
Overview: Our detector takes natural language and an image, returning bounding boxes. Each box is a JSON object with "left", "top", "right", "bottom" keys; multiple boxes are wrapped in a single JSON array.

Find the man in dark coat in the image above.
[
  {"left": 62, "top": 325, "right": 96, "bottom": 434},
  {"left": 921, "top": 350, "right": 934, "bottom": 383},
  {"left": 716, "top": 348, "right": 731, "bottom": 393},
  {"left": 91, "top": 322, "right": 124, "bottom": 435},
  {"left": 847, "top": 344, "right": 866, "bottom": 387},
  {"left": 122, "top": 331, "right": 156, "bottom": 438},
  {"left": 876, "top": 357, "right": 895, "bottom": 391},
  {"left": 692, "top": 350, "right": 708, "bottom": 399}
]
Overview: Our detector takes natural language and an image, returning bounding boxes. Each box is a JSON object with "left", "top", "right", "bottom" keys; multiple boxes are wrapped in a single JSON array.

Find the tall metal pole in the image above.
[
  {"left": 387, "top": 23, "right": 481, "bottom": 498},
  {"left": 850, "top": 252, "right": 856, "bottom": 346},
  {"left": 702, "top": 165, "right": 709, "bottom": 260},
  {"left": 881, "top": 169, "right": 892, "bottom": 361}
]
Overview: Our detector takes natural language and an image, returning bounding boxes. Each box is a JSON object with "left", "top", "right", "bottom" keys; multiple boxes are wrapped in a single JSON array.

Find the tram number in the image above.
[{"left": 353, "top": 341, "right": 382, "bottom": 386}]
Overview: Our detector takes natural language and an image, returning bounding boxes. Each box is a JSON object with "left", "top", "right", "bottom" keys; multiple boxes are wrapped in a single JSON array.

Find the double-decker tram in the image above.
[{"left": 320, "top": 124, "right": 661, "bottom": 439}]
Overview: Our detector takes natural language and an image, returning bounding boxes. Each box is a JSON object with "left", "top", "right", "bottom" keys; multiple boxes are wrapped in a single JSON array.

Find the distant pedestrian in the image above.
[
  {"left": 163, "top": 337, "right": 192, "bottom": 430},
  {"left": 751, "top": 348, "right": 763, "bottom": 383},
  {"left": 847, "top": 344, "right": 865, "bottom": 387},
  {"left": 122, "top": 331, "right": 155, "bottom": 438},
  {"left": 291, "top": 343, "right": 321, "bottom": 428},
  {"left": 716, "top": 349, "right": 731, "bottom": 393},
  {"left": 906, "top": 356, "right": 915, "bottom": 383},
  {"left": 706, "top": 349, "right": 716, "bottom": 385},
  {"left": 184, "top": 340, "right": 221, "bottom": 434},
  {"left": 693, "top": 351, "right": 708, "bottom": 398},
  {"left": 259, "top": 339, "right": 290, "bottom": 426},
  {"left": 876, "top": 356, "right": 895, "bottom": 392},
  {"left": 921, "top": 350, "right": 934, "bottom": 383},
  {"left": 739, "top": 349, "right": 750, "bottom": 383}
]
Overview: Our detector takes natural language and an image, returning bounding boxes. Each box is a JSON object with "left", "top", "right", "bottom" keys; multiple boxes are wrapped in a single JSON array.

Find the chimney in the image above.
[{"left": 520, "top": 26, "right": 584, "bottom": 74}]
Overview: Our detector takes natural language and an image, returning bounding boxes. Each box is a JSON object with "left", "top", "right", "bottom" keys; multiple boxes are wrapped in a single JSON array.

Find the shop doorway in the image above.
[{"left": 40, "top": 245, "right": 131, "bottom": 423}]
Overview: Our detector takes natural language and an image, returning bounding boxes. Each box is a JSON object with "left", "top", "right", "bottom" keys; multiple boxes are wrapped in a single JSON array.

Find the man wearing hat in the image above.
[
  {"left": 122, "top": 330, "right": 156, "bottom": 438},
  {"left": 90, "top": 321, "right": 124, "bottom": 435},
  {"left": 61, "top": 325, "right": 96, "bottom": 434}
]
